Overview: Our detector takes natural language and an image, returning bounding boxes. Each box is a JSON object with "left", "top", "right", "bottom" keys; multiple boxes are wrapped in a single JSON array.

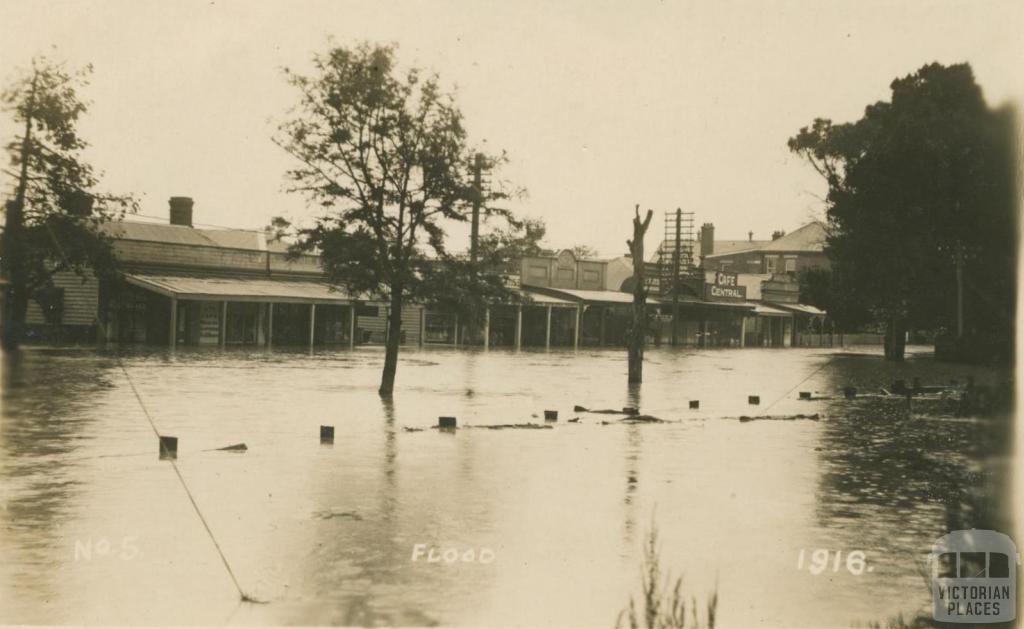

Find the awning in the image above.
[
  {"left": 766, "top": 302, "right": 827, "bottom": 316},
  {"left": 124, "top": 273, "right": 354, "bottom": 304},
  {"left": 523, "top": 286, "right": 637, "bottom": 306},
  {"left": 519, "top": 289, "right": 578, "bottom": 307},
  {"left": 751, "top": 303, "right": 792, "bottom": 317}
]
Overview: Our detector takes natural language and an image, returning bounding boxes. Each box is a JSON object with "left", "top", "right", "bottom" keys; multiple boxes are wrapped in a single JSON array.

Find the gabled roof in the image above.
[
  {"left": 101, "top": 220, "right": 283, "bottom": 252},
  {"left": 711, "top": 239, "right": 771, "bottom": 256},
  {"left": 758, "top": 221, "right": 827, "bottom": 253},
  {"left": 705, "top": 222, "right": 826, "bottom": 258}
]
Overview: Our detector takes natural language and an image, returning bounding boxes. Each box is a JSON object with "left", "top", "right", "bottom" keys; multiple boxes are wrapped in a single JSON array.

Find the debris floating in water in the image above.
[
  {"left": 689, "top": 400, "right": 700, "bottom": 409},
  {"left": 573, "top": 405, "right": 636, "bottom": 415},
  {"left": 621, "top": 414, "right": 665, "bottom": 423},
  {"left": 313, "top": 508, "right": 363, "bottom": 521},
  {"left": 544, "top": 410, "right": 558, "bottom": 421},
  {"left": 748, "top": 395, "right": 760, "bottom": 405},
  {"left": 738, "top": 413, "right": 821, "bottom": 422},
  {"left": 210, "top": 443, "right": 247, "bottom": 452},
  {"left": 478, "top": 423, "right": 553, "bottom": 430}
]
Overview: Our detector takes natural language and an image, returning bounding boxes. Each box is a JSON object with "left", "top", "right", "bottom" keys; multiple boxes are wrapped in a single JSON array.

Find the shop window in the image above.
[
  {"left": 784, "top": 257, "right": 797, "bottom": 274},
  {"left": 765, "top": 256, "right": 778, "bottom": 274}
]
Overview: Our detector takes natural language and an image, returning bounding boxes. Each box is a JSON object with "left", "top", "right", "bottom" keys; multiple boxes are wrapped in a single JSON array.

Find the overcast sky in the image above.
[{"left": 1, "top": 0, "right": 1021, "bottom": 257}]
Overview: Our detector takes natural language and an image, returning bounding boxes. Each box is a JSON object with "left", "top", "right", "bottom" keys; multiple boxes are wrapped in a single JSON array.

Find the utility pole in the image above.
[
  {"left": 470, "top": 153, "right": 483, "bottom": 265},
  {"left": 468, "top": 153, "right": 484, "bottom": 345},
  {"left": 955, "top": 241, "right": 964, "bottom": 338},
  {"left": 671, "top": 207, "right": 681, "bottom": 346}
]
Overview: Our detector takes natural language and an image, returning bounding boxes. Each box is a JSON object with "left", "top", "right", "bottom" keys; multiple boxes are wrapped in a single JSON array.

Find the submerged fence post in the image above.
[
  {"left": 159, "top": 435, "right": 178, "bottom": 460},
  {"left": 320, "top": 425, "right": 334, "bottom": 443},
  {"left": 438, "top": 416, "right": 457, "bottom": 429}
]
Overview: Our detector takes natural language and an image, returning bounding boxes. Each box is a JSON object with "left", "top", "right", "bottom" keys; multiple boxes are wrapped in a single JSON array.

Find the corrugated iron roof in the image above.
[
  {"left": 101, "top": 221, "right": 266, "bottom": 250},
  {"left": 124, "top": 273, "right": 353, "bottom": 303}
]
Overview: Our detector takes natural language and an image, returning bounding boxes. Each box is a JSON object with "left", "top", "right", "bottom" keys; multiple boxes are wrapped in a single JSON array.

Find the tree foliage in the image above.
[
  {"left": 1, "top": 57, "right": 136, "bottom": 348},
  {"left": 788, "top": 62, "right": 1016, "bottom": 361},
  {"left": 276, "top": 43, "right": 521, "bottom": 393},
  {"left": 475, "top": 217, "right": 550, "bottom": 272}
]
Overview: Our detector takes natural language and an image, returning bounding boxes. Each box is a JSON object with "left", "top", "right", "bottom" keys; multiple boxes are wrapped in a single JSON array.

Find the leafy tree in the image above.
[
  {"left": 276, "top": 43, "right": 520, "bottom": 394},
  {"left": 476, "top": 217, "right": 550, "bottom": 272},
  {"left": 1, "top": 57, "right": 136, "bottom": 349},
  {"left": 571, "top": 244, "right": 599, "bottom": 259},
  {"left": 797, "top": 267, "right": 872, "bottom": 332},
  {"left": 788, "top": 62, "right": 1015, "bottom": 362}
]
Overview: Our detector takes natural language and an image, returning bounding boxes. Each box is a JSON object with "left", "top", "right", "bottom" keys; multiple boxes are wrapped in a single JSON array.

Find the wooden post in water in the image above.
[
  {"left": 545, "top": 305, "right": 552, "bottom": 349},
  {"left": 574, "top": 306, "right": 581, "bottom": 350},
  {"left": 514, "top": 305, "right": 522, "bottom": 350},
  {"left": 168, "top": 296, "right": 177, "bottom": 349},
  {"left": 483, "top": 308, "right": 490, "bottom": 350},
  {"left": 349, "top": 304, "right": 356, "bottom": 348},
  {"left": 220, "top": 301, "right": 227, "bottom": 347},
  {"left": 627, "top": 205, "right": 654, "bottom": 383},
  {"left": 309, "top": 303, "right": 316, "bottom": 349},
  {"left": 267, "top": 303, "right": 274, "bottom": 347}
]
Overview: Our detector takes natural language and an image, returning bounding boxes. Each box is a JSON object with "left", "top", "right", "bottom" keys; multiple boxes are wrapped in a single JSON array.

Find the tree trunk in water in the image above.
[
  {"left": 884, "top": 316, "right": 906, "bottom": 361},
  {"left": 627, "top": 206, "right": 653, "bottom": 384},
  {"left": 1, "top": 200, "right": 28, "bottom": 351},
  {"left": 2, "top": 76, "right": 36, "bottom": 352},
  {"left": 628, "top": 300, "right": 645, "bottom": 383},
  {"left": 379, "top": 284, "right": 404, "bottom": 396}
]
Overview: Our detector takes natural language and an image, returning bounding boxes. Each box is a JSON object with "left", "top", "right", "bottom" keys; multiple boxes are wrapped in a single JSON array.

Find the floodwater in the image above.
[{"left": 0, "top": 344, "right": 1013, "bottom": 627}]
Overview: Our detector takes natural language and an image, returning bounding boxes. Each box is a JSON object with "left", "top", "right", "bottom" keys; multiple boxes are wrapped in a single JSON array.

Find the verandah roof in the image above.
[{"left": 123, "top": 273, "right": 354, "bottom": 304}]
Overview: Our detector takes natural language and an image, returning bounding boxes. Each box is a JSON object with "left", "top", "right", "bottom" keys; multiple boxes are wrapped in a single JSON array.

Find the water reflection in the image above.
[
  {"left": 0, "top": 345, "right": 1012, "bottom": 627},
  {"left": 811, "top": 353, "right": 1014, "bottom": 621}
]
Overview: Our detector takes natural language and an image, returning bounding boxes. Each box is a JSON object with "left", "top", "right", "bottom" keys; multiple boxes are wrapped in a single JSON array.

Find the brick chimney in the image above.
[
  {"left": 771, "top": 229, "right": 785, "bottom": 241},
  {"left": 169, "top": 196, "right": 194, "bottom": 227},
  {"left": 748, "top": 230, "right": 753, "bottom": 242},
  {"left": 700, "top": 223, "right": 715, "bottom": 257}
]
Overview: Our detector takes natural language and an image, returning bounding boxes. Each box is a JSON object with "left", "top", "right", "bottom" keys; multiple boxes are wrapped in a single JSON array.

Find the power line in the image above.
[{"left": 118, "top": 362, "right": 265, "bottom": 604}]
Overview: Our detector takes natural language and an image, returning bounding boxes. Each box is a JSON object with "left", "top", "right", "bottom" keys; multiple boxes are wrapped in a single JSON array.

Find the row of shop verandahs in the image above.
[
  {"left": 29, "top": 270, "right": 828, "bottom": 350},
  {"left": 17, "top": 197, "right": 828, "bottom": 348}
]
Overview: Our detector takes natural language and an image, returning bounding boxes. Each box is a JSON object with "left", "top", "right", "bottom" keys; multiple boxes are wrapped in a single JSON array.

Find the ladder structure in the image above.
[{"left": 655, "top": 209, "right": 695, "bottom": 297}]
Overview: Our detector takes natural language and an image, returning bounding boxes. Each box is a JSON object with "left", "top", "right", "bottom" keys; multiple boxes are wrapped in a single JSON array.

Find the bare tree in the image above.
[{"left": 627, "top": 205, "right": 653, "bottom": 383}]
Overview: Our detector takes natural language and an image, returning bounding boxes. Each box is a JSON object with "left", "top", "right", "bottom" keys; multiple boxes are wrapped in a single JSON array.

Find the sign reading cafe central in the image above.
[{"left": 705, "top": 271, "right": 746, "bottom": 302}]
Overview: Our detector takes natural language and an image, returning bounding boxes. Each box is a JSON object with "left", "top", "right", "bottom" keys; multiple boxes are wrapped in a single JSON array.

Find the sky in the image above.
[{"left": 1, "top": 0, "right": 1021, "bottom": 257}]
